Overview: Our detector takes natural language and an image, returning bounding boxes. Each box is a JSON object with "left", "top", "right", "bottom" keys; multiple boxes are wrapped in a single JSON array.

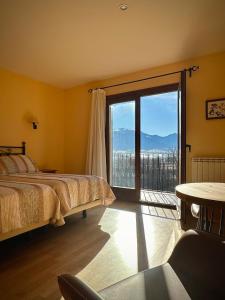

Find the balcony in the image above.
[
  {"left": 111, "top": 150, "right": 178, "bottom": 193},
  {"left": 141, "top": 190, "right": 180, "bottom": 220}
]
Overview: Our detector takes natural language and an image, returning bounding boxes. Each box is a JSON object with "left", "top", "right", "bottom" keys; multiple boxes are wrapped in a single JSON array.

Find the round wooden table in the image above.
[{"left": 176, "top": 183, "right": 225, "bottom": 236}]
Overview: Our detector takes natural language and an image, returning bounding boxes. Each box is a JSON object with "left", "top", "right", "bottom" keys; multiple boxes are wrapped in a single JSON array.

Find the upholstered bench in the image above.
[{"left": 58, "top": 230, "right": 225, "bottom": 300}]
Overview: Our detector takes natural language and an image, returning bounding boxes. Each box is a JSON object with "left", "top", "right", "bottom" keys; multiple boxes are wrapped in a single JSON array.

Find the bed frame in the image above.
[
  {"left": 0, "top": 142, "right": 102, "bottom": 241},
  {"left": 0, "top": 141, "right": 26, "bottom": 156}
]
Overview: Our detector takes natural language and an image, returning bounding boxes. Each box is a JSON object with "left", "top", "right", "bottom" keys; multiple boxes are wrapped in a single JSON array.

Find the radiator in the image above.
[{"left": 192, "top": 157, "right": 225, "bottom": 182}]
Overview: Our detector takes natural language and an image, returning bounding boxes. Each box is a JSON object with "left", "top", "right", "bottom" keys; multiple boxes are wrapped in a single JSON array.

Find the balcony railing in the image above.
[{"left": 111, "top": 150, "right": 178, "bottom": 192}]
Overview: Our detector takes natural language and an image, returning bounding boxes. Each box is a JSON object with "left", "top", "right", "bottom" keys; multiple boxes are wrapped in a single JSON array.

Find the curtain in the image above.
[{"left": 85, "top": 89, "right": 107, "bottom": 180}]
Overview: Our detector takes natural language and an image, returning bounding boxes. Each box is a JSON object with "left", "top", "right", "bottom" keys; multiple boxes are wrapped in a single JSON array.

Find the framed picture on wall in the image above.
[{"left": 206, "top": 98, "right": 225, "bottom": 120}]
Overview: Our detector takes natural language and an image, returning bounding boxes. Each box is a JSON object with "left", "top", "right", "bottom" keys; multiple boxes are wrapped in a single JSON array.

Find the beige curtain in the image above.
[{"left": 86, "top": 89, "right": 107, "bottom": 180}]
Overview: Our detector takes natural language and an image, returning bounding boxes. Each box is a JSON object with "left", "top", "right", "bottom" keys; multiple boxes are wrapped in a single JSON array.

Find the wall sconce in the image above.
[
  {"left": 23, "top": 112, "right": 39, "bottom": 130},
  {"left": 32, "top": 121, "right": 38, "bottom": 129}
]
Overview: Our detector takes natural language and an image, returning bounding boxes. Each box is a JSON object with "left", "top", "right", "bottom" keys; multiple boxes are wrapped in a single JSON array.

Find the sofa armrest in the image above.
[{"left": 58, "top": 274, "right": 103, "bottom": 300}]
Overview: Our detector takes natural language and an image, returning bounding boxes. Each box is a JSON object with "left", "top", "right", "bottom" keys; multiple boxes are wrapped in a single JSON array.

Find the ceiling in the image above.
[{"left": 0, "top": 0, "right": 225, "bottom": 88}]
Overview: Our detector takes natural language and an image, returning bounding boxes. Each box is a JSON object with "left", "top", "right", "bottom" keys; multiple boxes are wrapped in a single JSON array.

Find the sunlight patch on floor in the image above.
[
  {"left": 76, "top": 207, "right": 138, "bottom": 291},
  {"left": 142, "top": 210, "right": 182, "bottom": 268},
  {"left": 76, "top": 205, "right": 182, "bottom": 291}
]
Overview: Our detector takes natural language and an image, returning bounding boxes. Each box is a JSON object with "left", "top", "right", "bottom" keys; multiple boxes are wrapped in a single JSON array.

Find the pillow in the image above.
[{"left": 0, "top": 155, "right": 39, "bottom": 174}]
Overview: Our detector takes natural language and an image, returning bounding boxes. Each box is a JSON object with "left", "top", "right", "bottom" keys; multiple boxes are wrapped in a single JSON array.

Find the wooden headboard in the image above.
[{"left": 0, "top": 142, "right": 26, "bottom": 156}]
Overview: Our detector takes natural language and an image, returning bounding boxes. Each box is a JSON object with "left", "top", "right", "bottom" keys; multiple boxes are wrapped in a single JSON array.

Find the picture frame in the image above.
[{"left": 206, "top": 98, "right": 225, "bottom": 120}]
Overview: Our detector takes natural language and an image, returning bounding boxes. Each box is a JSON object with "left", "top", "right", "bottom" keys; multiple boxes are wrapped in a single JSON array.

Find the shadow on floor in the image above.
[{"left": 0, "top": 207, "right": 110, "bottom": 299}]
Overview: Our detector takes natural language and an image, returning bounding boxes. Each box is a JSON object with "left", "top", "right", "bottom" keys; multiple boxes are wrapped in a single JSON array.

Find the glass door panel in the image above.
[
  {"left": 140, "top": 91, "right": 178, "bottom": 208},
  {"left": 109, "top": 101, "right": 135, "bottom": 188}
]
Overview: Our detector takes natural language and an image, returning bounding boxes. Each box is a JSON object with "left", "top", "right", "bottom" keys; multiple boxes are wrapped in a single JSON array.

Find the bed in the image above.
[{"left": 0, "top": 142, "right": 115, "bottom": 241}]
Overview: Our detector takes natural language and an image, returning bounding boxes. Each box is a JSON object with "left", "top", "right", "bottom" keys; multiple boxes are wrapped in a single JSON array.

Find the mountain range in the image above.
[{"left": 113, "top": 129, "right": 177, "bottom": 151}]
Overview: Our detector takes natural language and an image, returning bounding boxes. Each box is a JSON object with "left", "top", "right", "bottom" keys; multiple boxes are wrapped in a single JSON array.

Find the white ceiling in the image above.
[{"left": 0, "top": 0, "right": 225, "bottom": 88}]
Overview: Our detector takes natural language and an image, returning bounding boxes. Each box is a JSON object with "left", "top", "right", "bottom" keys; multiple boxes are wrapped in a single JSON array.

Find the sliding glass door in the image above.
[
  {"left": 106, "top": 99, "right": 138, "bottom": 201},
  {"left": 106, "top": 84, "right": 183, "bottom": 204}
]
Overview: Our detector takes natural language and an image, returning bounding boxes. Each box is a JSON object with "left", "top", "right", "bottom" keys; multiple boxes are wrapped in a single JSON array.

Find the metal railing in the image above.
[{"left": 111, "top": 150, "right": 178, "bottom": 192}]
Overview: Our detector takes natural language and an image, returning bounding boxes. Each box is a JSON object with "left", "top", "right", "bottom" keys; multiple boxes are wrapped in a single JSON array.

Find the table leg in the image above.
[
  {"left": 200, "top": 205, "right": 204, "bottom": 231},
  {"left": 199, "top": 206, "right": 224, "bottom": 236},
  {"left": 204, "top": 206, "right": 210, "bottom": 232},
  {"left": 197, "top": 205, "right": 210, "bottom": 232},
  {"left": 219, "top": 208, "right": 224, "bottom": 236},
  {"left": 209, "top": 208, "right": 214, "bottom": 233}
]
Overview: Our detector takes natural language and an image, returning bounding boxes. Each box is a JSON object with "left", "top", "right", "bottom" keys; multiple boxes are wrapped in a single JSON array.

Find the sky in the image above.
[{"left": 111, "top": 91, "right": 178, "bottom": 136}]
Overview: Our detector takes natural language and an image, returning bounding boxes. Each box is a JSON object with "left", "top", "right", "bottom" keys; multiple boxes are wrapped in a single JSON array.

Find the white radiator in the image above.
[{"left": 192, "top": 157, "right": 225, "bottom": 182}]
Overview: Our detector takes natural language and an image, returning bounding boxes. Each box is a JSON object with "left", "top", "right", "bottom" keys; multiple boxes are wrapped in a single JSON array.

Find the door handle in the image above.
[{"left": 186, "top": 144, "right": 191, "bottom": 152}]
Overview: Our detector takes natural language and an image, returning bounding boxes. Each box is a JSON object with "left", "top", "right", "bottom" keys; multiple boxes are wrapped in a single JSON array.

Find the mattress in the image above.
[
  {"left": 0, "top": 173, "right": 115, "bottom": 234},
  {"left": 0, "top": 179, "right": 62, "bottom": 233}
]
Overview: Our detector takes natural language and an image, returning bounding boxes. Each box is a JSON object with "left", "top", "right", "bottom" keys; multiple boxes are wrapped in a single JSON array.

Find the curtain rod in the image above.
[{"left": 88, "top": 65, "right": 199, "bottom": 93}]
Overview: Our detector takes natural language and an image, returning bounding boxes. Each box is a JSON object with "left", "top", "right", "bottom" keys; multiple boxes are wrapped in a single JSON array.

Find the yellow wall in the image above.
[
  {"left": 65, "top": 85, "right": 92, "bottom": 174},
  {"left": 0, "top": 68, "right": 65, "bottom": 171},
  {"left": 64, "top": 51, "right": 225, "bottom": 181}
]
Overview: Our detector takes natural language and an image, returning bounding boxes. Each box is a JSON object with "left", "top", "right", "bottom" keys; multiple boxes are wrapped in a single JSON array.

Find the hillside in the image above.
[{"left": 113, "top": 129, "right": 177, "bottom": 151}]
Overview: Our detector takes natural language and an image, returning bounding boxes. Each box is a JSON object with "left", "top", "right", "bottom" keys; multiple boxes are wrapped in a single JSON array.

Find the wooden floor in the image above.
[{"left": 0, "top": 201, "right": 182, "bottom": 300}]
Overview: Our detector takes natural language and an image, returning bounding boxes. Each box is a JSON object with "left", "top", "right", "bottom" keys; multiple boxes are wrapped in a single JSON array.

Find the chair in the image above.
[{"left": 58, "top": 230, "right": 225, "bottom": 300}]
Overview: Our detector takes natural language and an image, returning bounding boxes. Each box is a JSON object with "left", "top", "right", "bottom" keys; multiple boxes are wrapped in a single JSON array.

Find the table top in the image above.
[{"left": 176, "top": 182, "right": 225, "bottom": 206}]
